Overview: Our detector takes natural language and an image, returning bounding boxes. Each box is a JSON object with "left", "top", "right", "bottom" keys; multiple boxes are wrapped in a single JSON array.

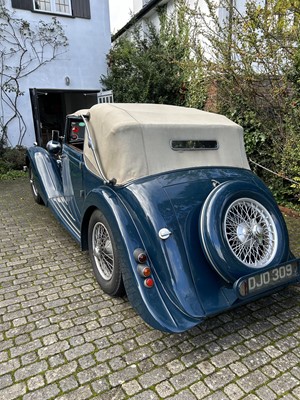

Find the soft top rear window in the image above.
[{"left": 171, "top": 140, "right": 218, "bottom": 150}]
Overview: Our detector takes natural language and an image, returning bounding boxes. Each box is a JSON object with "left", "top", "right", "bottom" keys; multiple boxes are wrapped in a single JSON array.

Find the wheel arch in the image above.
[
  {"left": 80, "top": 187, "right": 203, "bottom": 332},
  {"left": 80, "top": 188, "right": 148, "bottom": 265},
  {"left": 81, "top": 205, "right": 97, "bottom": 251}
]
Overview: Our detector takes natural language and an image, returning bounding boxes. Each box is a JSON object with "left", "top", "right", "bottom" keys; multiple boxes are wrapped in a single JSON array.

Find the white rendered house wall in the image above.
[{"left": 3, "top": 0, "right": 111, "bottom": 147}]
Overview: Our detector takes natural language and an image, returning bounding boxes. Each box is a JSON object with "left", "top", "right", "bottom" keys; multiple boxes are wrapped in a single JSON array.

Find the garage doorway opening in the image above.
[{"left": 30, "top": 89, "right": 99, "bottom": 147}]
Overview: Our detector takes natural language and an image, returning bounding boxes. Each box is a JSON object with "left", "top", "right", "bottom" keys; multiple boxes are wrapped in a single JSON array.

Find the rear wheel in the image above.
[
  {"left": 28, "top": 165, "right": 44, "bottom": 205},
  {"left": 88, "top": 209, "right": 125, "bottom": 297}
]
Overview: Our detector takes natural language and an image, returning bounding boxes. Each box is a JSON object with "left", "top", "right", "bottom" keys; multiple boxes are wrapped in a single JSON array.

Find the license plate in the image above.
[{"left": 237, "top": 261, "right": 299, "bottom": 297}]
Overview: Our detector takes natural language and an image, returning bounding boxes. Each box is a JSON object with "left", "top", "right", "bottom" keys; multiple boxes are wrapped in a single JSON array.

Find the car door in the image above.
[{"left": 61, "top": 116, "right": 86, "bottom": 225}]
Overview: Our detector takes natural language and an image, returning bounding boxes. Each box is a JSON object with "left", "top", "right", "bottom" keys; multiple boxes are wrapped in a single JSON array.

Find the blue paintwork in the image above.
[{"left": 26, "top": 141, "right": 300, "bottom": 333}]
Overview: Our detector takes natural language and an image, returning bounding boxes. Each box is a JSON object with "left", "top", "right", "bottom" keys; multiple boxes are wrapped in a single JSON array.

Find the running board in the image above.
[{"left": 49, "top": 197, "right": 81, "bottom": 243}]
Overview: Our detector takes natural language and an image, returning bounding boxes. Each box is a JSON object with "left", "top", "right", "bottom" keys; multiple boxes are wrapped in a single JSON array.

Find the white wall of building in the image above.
[
  {"left": 3, "top": 0, "right": 111, "bottom": 147},
  {"left": 133, "top": 0, "right": 153, "bottom": 13},
  {"left": 133, "top": 0, "right": 143, "bottom": 13},
  {"left": 120, "top": 0, "right": 249, "bottom": 60},
  {"left": 128, "top": 0, "right": 249, "bottom": 34},
  {"left": 129, "top": 0, "right": 174, "bottom": 38}
]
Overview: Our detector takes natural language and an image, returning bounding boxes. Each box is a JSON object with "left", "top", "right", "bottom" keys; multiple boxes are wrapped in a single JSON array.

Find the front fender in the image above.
[
  {"left": 81, "top": 187, "right": 203, "bottom": 332},
  {"left": 26, "top": 147, "right": 62, "bottom": 204}
]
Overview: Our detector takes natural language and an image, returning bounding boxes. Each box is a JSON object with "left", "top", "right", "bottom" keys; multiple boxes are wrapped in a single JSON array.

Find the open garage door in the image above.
[{"left": 30, "top": 89, "right": 99, "bottom": 147}]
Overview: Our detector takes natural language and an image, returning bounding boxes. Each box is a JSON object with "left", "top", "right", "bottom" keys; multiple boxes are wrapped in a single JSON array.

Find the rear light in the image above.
[
  {"left": 137, "top": 264, "right": 151, "bottom": 277},
  {"left": 134, "top": 248, "right": 154, "bottom": 289},
  {"left": 144, "top": 278, "right": 154, "bottom": 288},
  {"left": 238, "top": 280, "right": 248, "bottom": 297},
  {"left": 133, "top": 248, "right": 147, "bottom": 264}
]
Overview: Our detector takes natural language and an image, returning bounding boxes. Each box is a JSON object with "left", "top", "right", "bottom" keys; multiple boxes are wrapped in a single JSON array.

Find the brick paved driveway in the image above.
[{"left": 1, "top": 177, "right": 300, "bottom": 400}]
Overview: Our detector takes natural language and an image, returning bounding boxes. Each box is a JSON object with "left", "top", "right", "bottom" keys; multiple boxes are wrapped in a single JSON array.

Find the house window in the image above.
[
  {"left": 11, "top": 0, "right": 91, "bottom": 19},
  {"left": 34, "top": 0, "right": 72, "bottom": 15},
  {"left": 98, "top": 90, "right": 114, "bottom": 104}
]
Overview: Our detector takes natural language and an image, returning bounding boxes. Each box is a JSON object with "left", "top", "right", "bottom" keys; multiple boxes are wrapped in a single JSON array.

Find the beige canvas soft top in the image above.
[{"left": 75, "top": 103, "right": 249, "bottom": 185}]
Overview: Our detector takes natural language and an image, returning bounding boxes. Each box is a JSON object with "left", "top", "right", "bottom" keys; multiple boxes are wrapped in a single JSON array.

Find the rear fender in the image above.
[
  {"left": 81, "top": 187, "right": 141, "bottom": 252},
  {"left": 81, "top": 187, "right": 202, "bottom": 332},
  {"left": 26, "top": 147, "right": 62, "bottom": 204}
]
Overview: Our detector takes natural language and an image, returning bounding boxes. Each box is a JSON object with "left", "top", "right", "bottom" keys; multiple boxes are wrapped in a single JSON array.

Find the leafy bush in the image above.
[
  {"left": 101, "top": 1, "right": 207, "bottom": 109},
  {"left": 103, "top": 0, "right": 300, "bottom": 209},
  {"left": 0, "top": 146, "right": 26, "bottom": 174},
  {"left": 0, "top": 169, "right": 26, "bottom": 181},
  {"left": 197, "top": 0, "right": 300, "bottom": 208}
]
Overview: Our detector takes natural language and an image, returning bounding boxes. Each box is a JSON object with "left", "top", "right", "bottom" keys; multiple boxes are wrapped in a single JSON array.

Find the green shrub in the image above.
[
  {"left": 0, "top": 146, "right": 27, "bottom": 174},
  {"left": 199, "top": 0, "right": 300, "bottom": 209},
  {"left": 103, "top": 0, "right": 300, "bottom": 209},
  {"left": 101, "top": 0, "right": 206, "bottom": 109}
]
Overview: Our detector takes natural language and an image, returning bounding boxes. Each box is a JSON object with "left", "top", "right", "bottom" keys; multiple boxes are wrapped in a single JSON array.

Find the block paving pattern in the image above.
[{"left": 0, "top": 177, "right": 300, "bottom": 399}]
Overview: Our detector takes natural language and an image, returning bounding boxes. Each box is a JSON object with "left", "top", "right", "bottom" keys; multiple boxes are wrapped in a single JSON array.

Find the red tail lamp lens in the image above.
[
  {"left": 137, "top": 264, "right": 151, "bottom": 277},
  {"left": 133, "top": 248, "right": 147, "bottom": 264},
  {"left": 144, "top": 278, "right": 154, "bottom": 288},
  {"left": 72, "top": 126, "right": 80, "bottom": 133}
]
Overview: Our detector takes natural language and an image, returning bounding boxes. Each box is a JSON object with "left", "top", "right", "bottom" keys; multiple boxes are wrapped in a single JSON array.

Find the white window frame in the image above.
[
  {"left": 33, "top": 0, "right": 72, "bottom": 16},
  {"left": 97, "top": 90, "right": 114, "bottom": 104}
]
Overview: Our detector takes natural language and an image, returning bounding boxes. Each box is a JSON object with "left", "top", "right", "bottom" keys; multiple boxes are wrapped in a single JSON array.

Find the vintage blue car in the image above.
[{"left": 26, "top": 103, "right": 300, "bottom": 332}]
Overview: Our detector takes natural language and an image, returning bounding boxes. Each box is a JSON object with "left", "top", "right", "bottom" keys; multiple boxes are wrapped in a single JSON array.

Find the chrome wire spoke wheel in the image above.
[
  {"left": 28, "top": 165, "right": 43, "bottom": 205},
  {"left": 92, "top": 222, "right": 114, "bottom": 281},
  {"left": 88, "top": 209, "right": 125, "bottom": 297},
  {"left": 224, "top": 198, "right": 278, "bottom": 268},
  {"left": 30, "top": 168, "right": 38, "bottom": 197}
]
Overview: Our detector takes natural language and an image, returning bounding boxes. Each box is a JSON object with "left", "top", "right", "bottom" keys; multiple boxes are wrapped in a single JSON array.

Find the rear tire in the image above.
[{"left": 88, "top": 209, "right": 125, "bottom": 297}]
